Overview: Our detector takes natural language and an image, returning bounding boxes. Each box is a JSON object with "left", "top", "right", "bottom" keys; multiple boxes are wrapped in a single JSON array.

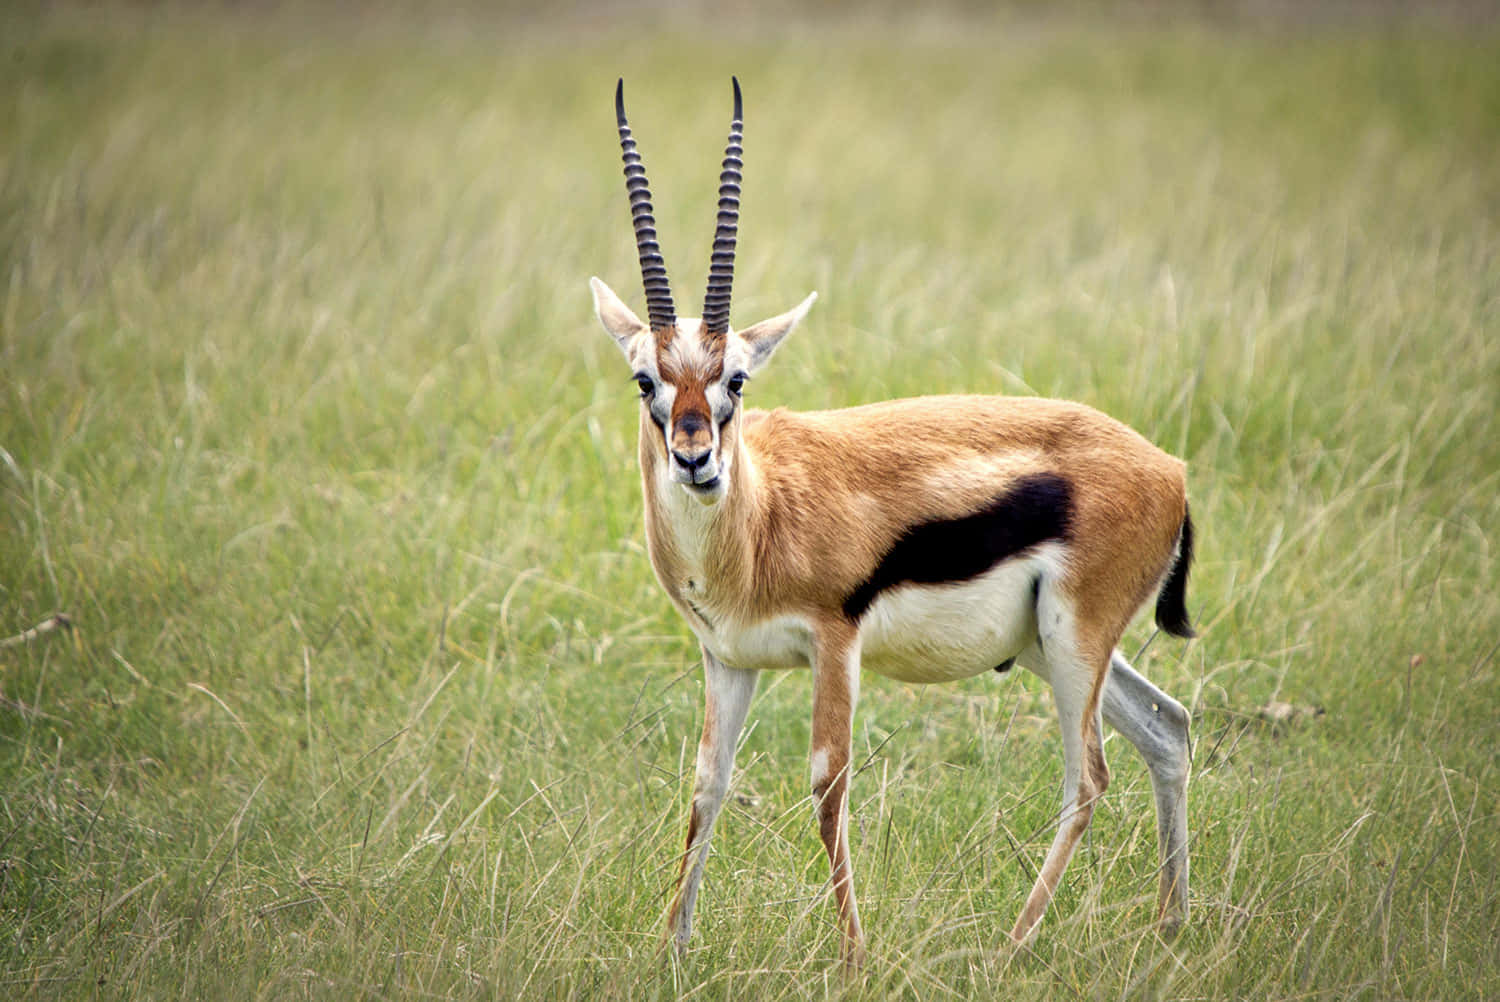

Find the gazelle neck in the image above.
[{"left": 639, "top": 416, "right": 759, "bottom": 610}]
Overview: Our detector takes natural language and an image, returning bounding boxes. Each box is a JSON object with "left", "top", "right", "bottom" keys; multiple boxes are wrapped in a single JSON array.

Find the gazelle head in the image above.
[{"left": 592, "top": 78, "right": 816, "bottom": 504}]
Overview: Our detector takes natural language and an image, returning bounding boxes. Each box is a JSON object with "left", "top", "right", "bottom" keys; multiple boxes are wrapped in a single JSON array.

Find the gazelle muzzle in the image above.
[{"left": 669, "top": 410, "right": 721, "bottom": 488}]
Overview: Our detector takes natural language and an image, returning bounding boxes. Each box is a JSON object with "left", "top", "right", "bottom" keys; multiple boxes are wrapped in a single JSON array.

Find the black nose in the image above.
[{"left": 672, "top": 448, "right": 711, "bottom": 472}]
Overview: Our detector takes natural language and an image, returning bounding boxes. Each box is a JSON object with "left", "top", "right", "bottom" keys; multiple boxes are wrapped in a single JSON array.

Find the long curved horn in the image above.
[
  {"left": 701, "top": 77, "right": 742, "bottom": 338},
  {"left": 615, "top": 79, "right": 676, "bottom": 335}
]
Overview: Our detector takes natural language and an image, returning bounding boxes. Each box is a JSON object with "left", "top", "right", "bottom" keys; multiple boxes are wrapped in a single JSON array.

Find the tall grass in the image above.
[{"left": 2, "top": 4, "right": 1497, "bottom": 999}]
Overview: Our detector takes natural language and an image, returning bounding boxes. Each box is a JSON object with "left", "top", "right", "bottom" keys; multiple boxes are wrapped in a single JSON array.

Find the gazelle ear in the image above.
[
  {"left": 737, "top": 292, "right": 817, "bottom": 372},
  {"left": 591, "top": 277, "right": 648, "bottom": 357}
]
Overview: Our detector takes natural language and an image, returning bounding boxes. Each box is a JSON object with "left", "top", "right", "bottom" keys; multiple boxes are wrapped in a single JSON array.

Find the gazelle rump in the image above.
[{"left": 592, "top": 79, "right": 1195, "bottom": 967}]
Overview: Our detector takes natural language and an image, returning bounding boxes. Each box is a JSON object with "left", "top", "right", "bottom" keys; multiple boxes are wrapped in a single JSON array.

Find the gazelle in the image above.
[{"left": 591, "top": 78, "right": 1195, "bottom": 967}]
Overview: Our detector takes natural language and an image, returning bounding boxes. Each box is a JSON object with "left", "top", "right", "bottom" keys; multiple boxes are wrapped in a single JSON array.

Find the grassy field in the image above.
[{"left": 2, "top": 4, "right": 1498, "bottom": 999}]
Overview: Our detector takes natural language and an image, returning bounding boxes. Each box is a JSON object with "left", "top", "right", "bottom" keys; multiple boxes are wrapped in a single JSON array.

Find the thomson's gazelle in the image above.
[{"left": 592, "top": 79, "right": 1196, "bottom": 967}]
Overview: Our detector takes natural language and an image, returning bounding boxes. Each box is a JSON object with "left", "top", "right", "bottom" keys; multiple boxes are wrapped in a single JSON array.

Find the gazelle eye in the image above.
[
  {"left": 635, "top": 374, "right": 655, "bottom": 397},
  {"left": 726, "top": 373, "right": 747, "bottom": 396}
]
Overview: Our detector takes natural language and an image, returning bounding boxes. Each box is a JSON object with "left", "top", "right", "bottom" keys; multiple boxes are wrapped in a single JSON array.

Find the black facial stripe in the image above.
[{"left": 841, "top": 473, "right": 1074, "bottom": 622}]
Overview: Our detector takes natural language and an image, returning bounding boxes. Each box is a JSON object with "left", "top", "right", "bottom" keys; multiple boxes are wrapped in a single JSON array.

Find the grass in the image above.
[{"left": 2, "top": 3, "right": 1498, "bottom": 998}]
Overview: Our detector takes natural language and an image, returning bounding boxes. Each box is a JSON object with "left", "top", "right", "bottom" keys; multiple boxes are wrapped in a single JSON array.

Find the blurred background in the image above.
[{"left": 2, "top": 2, "right": 1497, "bottom": 999}]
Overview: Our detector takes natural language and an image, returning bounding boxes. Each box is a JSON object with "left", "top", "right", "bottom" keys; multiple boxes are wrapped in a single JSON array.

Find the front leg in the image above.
[
  {"left": 665, "top": 646, "right": 758, "bottom": 957},
  {"left": 811, "top": 621, "right": 866, "bottom": 969}
]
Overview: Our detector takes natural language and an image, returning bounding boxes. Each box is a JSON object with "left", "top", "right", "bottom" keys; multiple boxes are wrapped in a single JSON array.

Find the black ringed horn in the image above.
[
  {"left": 615, "top": 79, "right": 676, "bottom": 334},
  {"left": 701, "top": 77, "right": 742, "bottom": 337}
]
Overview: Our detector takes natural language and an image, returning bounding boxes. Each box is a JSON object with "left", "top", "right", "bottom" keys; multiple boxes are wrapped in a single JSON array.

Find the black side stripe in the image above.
[{"left": 842, "top": 472, "right": 1074, "bottom": 622}]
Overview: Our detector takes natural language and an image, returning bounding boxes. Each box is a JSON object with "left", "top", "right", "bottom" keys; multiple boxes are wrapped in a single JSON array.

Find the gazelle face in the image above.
[
  {"left": 591, "top": 278, "right": 815, "bottom": 505},
  {"left": 597, "top": 78, "right": 812, "bottom": 503},
  {"left": 634, "top": 319, "right": 744, "bottom": 501}
]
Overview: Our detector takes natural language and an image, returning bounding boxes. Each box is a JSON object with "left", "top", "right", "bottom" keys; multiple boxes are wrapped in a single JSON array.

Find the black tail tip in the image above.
[{"left": 1154, "top": 510, "right": 1196, "bottom": 639}]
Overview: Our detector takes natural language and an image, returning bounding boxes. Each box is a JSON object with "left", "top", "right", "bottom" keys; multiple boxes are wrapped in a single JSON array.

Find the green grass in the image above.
[{"left": 2, "top": 4, "right": 1498, "bottom": 998}]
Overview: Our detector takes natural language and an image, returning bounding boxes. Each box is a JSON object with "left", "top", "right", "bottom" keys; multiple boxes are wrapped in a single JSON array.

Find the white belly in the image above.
[
  {"left": 684, "top": 547, "right": 1059, "bottom": 681},
  {"left": 857, "top": 551, "right": 1054, "bottom": 683}
]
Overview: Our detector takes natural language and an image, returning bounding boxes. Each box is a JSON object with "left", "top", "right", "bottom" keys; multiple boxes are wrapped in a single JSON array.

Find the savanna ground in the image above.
[{"left": 2, "top": 2, "right": 1498, "bottom": 999}]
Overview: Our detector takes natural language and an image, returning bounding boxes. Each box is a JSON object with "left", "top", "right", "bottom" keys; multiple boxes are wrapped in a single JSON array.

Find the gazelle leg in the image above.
[
  {"left": 665, "top": 646, "right": 758, "bottom": 956},
  {"left": 1010, "top": 619, "right": 1110, "bottom": 943},
  {"left": 810, "top": 626, "right": 866, "bottom": 969},
  {"left": 1103, "top": 650, "right": 1191, "bottom": 931}
]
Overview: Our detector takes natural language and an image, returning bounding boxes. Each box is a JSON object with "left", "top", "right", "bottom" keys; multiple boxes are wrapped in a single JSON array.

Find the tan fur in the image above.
[{"left": 642, "top": 394, "right": 1186, "bottom": 635}]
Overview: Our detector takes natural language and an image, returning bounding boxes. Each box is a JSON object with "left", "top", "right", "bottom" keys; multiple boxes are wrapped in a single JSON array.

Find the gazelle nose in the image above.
[{"left": 672, "top": 448, "right": 712, "bottom": 473}]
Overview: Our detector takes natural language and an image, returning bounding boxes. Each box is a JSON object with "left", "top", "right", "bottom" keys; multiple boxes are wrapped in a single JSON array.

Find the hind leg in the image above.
[
  {"left": 1009, "top": 594, "right": 1112, "bottom": 943},
  {"left": 1103, "top": 650, "right": 1191, "bottom": 930}
]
